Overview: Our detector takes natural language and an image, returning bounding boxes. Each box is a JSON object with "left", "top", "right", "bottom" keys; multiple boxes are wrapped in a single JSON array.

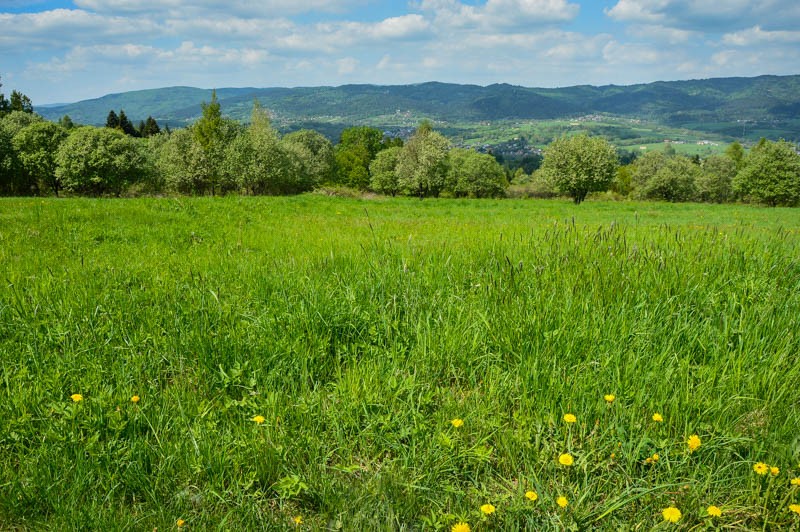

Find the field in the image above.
[{"left": 1, "top": 196, "right": 800, "bottom": 530}]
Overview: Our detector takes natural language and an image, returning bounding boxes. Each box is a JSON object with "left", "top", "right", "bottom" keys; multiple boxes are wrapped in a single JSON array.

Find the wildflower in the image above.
[
  {"left": 559, "top": 453, "right": 574, "bottom": 466},
  {"left": 753, "top": 462, "right": 769, "bottom": 475},
  {"left": 451, "top": 418, "right": 464, "bottom": 428},
  {"left": 687, "top": 434, "right": 701, "bottom": 452},
  {"left": 293, "top": 516, "right": 303, "bottom": 525},
  {"left": 131, "top": 395, "right": 140, "bottom": 404},
  {"left": 707, "top": 505, "right": 722, "bottom": 517},
  {"left": 451, "top": 522, "right": 470, "bottom": 532},
  {"left": 652, "top": 413, "right": 663, "bottom": 422},
  {"left": 557, "top": 496, "right": 568, "bottom": 508},
  {"left": 610, "top": 453, "right": 616, "bottom": 459},
  {"left": 604, "top": 394, "right": 615, "bottom": 403},
  {"left": 70, "top": 394, "right": 83, "bottom": 402},
  {"left": 791, "top": 477, "right": 800, "bottom": 486},
  {"left": 645, "top": 453, "right": 660, "bottom": 464},
  {"left": 790, "top": 504, "right": 800, "bottom": 515},
  {"left": 662, "top": 507, "right": 681, "bottom": 523},
  {"left": 770, "top": 466, "right": 780, "bottom": 476},
  {"left": 252, "top": 415, "right": 265, "bottom": 424},
  {"left": 480, "top": 504, "right": 495, "bottom": 515},
  {"left": 176, "top": 518, "right": 185, "bottom": 528},
  {"left": 563, "top": 413, "right": 577, "bottom": 423},
  {"left": 525, "top": 491, "right": 538, "bottom": 502}
]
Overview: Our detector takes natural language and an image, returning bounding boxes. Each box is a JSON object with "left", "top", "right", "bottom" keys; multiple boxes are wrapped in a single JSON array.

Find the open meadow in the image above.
[{"left": 1, "top": 196, "right": 799, "bottom": 530}]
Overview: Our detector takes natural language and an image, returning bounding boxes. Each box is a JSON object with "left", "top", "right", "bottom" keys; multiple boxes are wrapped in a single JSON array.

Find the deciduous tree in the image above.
[
  {"left": 733, "top": 139, "right": 800, "bottom": 206},
  {"left": 396, "top": 122, "right": 450, "bottom": 198},
  {"left": 56, "top": 126, "right": 147, "bottom": 196},
  {"left": 540, "top": 134, "right": 617, "bottom": 204},
  {"left": 12, "top": 121, "right": 68, "bottom": 196}
]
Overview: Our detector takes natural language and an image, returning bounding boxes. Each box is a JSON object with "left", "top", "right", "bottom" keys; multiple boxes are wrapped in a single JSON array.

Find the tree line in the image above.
[{"left": 1, "top": 81, "right": 799, "bottom": 206}]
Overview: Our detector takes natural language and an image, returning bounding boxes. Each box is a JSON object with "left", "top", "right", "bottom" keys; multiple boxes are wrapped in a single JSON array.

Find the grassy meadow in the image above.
[{"left": 1, "top": 196, "right": 800, "bottom": 530}]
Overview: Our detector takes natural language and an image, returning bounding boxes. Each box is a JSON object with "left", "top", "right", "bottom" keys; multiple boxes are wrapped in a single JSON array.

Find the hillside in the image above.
[{"left": 36, "top": 75, "right": 800, "bottom": 142}]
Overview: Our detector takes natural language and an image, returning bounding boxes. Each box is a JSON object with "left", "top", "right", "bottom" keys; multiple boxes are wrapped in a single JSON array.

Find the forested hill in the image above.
[{"left": 37, "top": 75, "right": 800, "bottom": 129}]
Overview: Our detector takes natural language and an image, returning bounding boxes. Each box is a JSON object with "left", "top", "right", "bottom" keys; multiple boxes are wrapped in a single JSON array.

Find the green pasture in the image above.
[{"left": 1, "top": 196, "right": 799, "bottom": 530}]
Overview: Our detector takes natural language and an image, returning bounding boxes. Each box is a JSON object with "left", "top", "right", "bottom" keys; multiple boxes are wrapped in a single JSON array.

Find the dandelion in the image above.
[
  {"left": 525, "top": 491, "right": 538, "bottom": 502},
  {"left": 557, "top": 496, "right": 568, "bottom": 508},
  {"left": 559, "top": 453, "right": 574, "bottom": 466},
  {"left": 707, "top": 505, "right": 722, "bottom": 517},
  {"left": 451, "top": 418, "right": 464, "bottom": 428},
  {"left": 753, "top": 462, "right": 769, "bottom": 475},
  {"left": 770, "top": 466, "right": 780, "bottom": 476},
  {"left": 604, "top": 394, "right": 615, "bottom": 403},
  {"left": 176, "top": 518, "right": 186, "bottom": 528},
  {"left": 687, "top": 434, "right": 701, "bottom": 452},
  {"left": 652, "top": 413, "right": 663, "bottom": 422},
  {"left": 563, "top": 413, "right": 577, "bottom": 423},
  {"left": 662, "top": 507, "right": 681, "bottom": 523},
  {"left": 70, "top": 394, "right": 83, "bottom": 402},
  {"left": 293, "top": 516, "right": 303, "bottom": 525},
  {"left": 451, "top": 522, "right": 470, "bottom": 532},
  {"left": 791, "top": 477, "right": 800, "bottom": 486},
  {"left": 131, "top": 395, "right": 140, "bottom": 403},
  {"left": 645, "top": 453, "right": 660, "bottom": 464},
  {"left": 252, "top": 415, "right": 265, "bottom": 424},
  {"left": 790, "top": 504, "right": 800, "bottom": 515},
  {"left": 480, "top": 504, "right": 495, "bottom": 515}
]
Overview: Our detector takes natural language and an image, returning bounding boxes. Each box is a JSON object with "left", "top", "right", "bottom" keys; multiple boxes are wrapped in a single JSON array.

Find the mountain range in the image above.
[{"left": 36, "top": 75, "right": 800, "bottom": 142}]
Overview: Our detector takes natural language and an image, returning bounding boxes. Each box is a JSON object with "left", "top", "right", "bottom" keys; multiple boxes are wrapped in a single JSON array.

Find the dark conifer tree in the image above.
[
  {"left": 106, "top": 110, "right": 120, "bottom": 129},
  {"left": 143, "top": 116, "right": 161, "bottom": 137},
  {"left": 118, "top": 110, "right": 138, "bottom": 137},
  {"left": 9, "top": 90, "right": 33, "bottom": 113}
]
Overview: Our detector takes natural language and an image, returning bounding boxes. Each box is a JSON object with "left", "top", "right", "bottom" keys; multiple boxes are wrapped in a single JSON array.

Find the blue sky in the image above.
[{"left": 2, "top": 0, "right": 799, "bottom": 104}]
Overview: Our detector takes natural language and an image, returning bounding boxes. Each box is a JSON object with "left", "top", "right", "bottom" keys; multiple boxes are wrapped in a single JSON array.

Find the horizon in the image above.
[
  {"left": 32, "top": 72, "right": 800, "bottom": 108},
  {"left": 3, "top": 1, "right": 800, "bottom": 105}
]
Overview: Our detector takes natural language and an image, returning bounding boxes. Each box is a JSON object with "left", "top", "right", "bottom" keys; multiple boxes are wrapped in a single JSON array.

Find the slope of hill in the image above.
[{"left": 36, "top": 75, "right": 800, "bottom": 141}]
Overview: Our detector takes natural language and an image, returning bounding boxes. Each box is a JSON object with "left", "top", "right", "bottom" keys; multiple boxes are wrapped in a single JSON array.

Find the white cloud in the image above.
[
  {"left": 722, "top": 25, "right": 800, "bottom": 46},
  {"left": 419, "top": 0, "right": 579, "bottom": 29},
  {"left": 606, "top": 0, "right": 800, "bottom": 32},
  {"left": 627, "top": 24, "right": 696, "bottom": 44},
  {"left": 336, "top": 57, "right": 359, "bottom": 74},
  {"left": 73, "top": 0, "right": 366, "bottom": 16},
  {"left": 602, "top": 40, "right": 663, "bottom": 65},
  {"left": 0, "top": 9, "right": 160, "bottom": 50}
]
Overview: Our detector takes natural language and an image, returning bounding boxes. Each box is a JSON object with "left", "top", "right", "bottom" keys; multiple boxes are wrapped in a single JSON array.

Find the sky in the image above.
[{"left": 2, "top": 0, "right": 800, "bottom": 104}]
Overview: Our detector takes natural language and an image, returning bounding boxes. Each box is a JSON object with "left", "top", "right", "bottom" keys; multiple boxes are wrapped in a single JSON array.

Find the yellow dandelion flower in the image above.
[
  {"left": 610, "top": 453, "right": 616, "bottom": 459},
  {"left": 525, "top": 490, "right": 538, "bottom": 502},
  {"left": 753, "top": 462, "right": 769, "bottom": 475},
  {"left": 651, "top": 453, "right": 660, "bottom": 463},
  {"left": 791, "top": 477, "right": 800, "bottom": 486},
  {"left": 770, "top": 466, "right": 780, "bottom": 476},
  {"left": 252, "top": 415, "right": 265, "bottom": 424},
  {"left": 652, "top": 413, "right": 663, "bottom": 422},
  {"left": 790, "top": 504, "right": 800, "bottom": 515},
  {"left": 451, "top": 418, "right": 464, "bottom": 428},
  {"left": 131, "top": 395, "right": 140, "bottom": 403},
  {"left": 556, "top": 496, "right": 568, "bottom": 508},
  {"left": 687, "top": 434, "right": 701, "bottom": 452},
  {"left": 559, "top": 453, "right": 574, "bottom": 466},
  {"left": 707, "top": 505, "right": 722, "bottom": 517},
  {"left": 70, "top": 393, "right": 83, "bottom": 402},
  {"left": 293, "top": 516, "right": 303, "bottom": 525},
  {"left": 451, "top": 522, "right": 470, "bottom": 532},
  {"left": 480, "top": 503, "right": 495, "bottom": 515},
  {"left": 604, "top": 394, "right": 615, "bottom": 403},
  {"left": 662, "top": 507, "right": 681, "bottom": 523},
  {"left": 176, "top": 518, "right": 186, "bottom": 528},
  {"left": 563, "top": 413, "right": 577, "bottom": 423}
]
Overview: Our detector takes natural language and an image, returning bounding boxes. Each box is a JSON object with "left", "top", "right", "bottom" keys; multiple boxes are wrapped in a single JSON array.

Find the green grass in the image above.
[{"left": 1, "top": 196, "right": 800, "bottom": 530}]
